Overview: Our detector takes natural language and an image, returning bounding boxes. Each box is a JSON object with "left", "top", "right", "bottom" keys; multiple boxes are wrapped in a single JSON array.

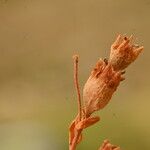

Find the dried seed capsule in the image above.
[{"left": 83, "top": 59, "right": 123, "bottom": 116}]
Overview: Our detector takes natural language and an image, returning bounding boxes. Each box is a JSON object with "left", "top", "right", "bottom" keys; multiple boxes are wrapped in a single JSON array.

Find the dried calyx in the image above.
[
  {"left": 83, "top": 59, "right": 123, "bottom": 117},
  {"left": 109, "top": 35, "right": 143, "bottom": 70}
]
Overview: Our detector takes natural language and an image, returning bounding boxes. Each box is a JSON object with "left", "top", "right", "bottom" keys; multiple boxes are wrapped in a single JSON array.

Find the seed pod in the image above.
[
  {"left": 83, "top": 59, "right": 123, "bottom": 116},
  {"left": 109, "top": 35, "right": 144, "bottom": 71}
]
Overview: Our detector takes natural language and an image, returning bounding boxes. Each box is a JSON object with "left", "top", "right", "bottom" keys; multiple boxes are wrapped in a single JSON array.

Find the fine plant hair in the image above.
[{"left": 69, "top": 34, "right": 144, "bottom": 150}]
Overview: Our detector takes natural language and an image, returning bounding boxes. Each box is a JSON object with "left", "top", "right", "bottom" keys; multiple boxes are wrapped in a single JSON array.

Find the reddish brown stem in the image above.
[
  {"left": 69, "top": 129, "right": 82, "bottom": 150},
  {"left": 73, "top": 55, "right": 82, "bottom": 121},
  {"left": 69, "top": 55, "right": 82, "bottom": 150}
]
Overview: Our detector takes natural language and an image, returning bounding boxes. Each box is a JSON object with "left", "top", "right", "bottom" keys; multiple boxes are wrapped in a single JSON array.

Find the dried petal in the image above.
[
  {"left": 109, "top": 35, "right": 144, "bottom": 70},
  {"left": 83, "top": 60, "right": 122, "bottom": 116}
]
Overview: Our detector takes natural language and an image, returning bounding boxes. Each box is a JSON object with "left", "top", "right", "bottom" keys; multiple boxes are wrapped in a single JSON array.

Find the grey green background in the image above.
[{"left": 0, "top": 0, "right": 149, "bottom": 149}]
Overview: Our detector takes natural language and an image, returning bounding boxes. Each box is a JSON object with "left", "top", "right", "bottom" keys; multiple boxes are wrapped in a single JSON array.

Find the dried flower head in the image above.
[
  {"left": 109, "top": 35, "right": 144, "bottom": 70},
  {"left": 83, "top": 59, "right": 123, "bottom": 116},
  {"left": 69, "top": 34, "right": 144, "bottom": 150}
]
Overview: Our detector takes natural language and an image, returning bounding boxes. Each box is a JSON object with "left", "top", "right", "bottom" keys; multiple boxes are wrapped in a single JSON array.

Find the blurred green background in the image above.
[{"left": 0, "top": 0, "right": 149, "bottom": 149}]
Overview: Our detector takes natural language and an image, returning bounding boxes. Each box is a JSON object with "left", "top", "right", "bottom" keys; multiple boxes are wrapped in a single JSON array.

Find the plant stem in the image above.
[
  {"left": 73, "top": 55, "right": 82, "bottom": 121},
  {"left": 69, "top": 129, "right": 82, "bottom": 150}
]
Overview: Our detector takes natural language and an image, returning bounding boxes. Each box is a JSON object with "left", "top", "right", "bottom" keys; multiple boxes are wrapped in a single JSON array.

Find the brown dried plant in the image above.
[{"left": 69, "top": 34, "right": 143, "bottom": 150}]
